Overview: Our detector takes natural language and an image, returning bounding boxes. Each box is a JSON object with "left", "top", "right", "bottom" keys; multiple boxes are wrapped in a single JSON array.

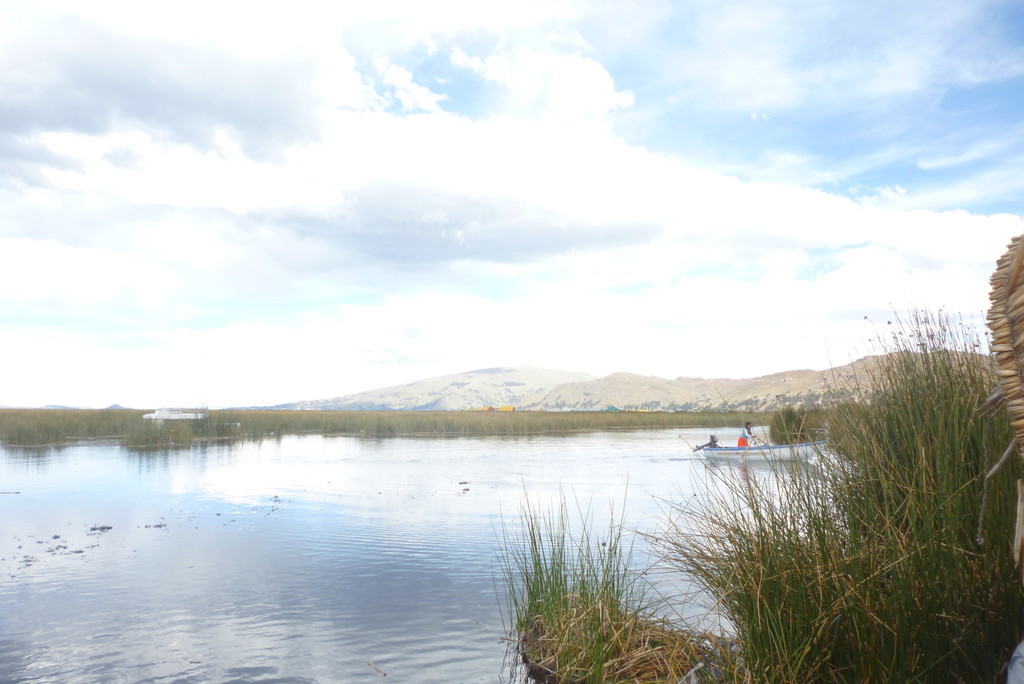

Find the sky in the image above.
[{"left": 2, "top": 0, "right": 1024, "bottom": 409}]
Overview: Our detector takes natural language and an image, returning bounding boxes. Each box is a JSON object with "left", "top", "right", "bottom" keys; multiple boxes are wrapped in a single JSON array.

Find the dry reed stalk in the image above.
[
  {"left": 987, "top": 235, "right": 1024, "bottom": 445},
  {"left": 516, "top": 603, "right": 705, "bottom": 683},
  {"left": 986, "top": 234, "right": 1024, "bottom": 580}
]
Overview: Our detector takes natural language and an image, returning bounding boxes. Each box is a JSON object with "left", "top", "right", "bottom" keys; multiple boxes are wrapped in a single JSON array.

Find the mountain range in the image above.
[{"left": 268, "top": 358, "right": 879, "bottom": 412}]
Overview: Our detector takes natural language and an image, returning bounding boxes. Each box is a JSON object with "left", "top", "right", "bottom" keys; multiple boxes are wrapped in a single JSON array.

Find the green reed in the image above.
[
  {"left": 0, "top": 409, "right": 146, "bottom": 445},
  {"left": 499, "top": 495, "right": 704, "bottom": 683},
  {"left": 768, "top": 405, "right": 827, "bottom": 444},
  {"left": 656, "top": 310, "right": 1024, "bottom": 682},
  {"left": 0, "top": 408, "right": 754, "bottom": 446}
]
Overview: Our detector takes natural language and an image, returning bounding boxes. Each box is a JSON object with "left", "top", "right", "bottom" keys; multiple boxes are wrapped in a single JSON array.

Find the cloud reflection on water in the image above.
[{"left": 1, "top": 429, "right": 748, "bottom": 682}]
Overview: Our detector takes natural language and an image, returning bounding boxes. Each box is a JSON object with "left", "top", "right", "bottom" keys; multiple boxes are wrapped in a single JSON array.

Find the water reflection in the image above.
[{"left": 0, "top": 428, "right": 766, "bottom": 683}]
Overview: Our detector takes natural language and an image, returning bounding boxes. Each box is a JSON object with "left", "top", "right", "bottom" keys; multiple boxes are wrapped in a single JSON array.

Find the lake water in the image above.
[{"left": 0, "top": 427, "right": 769, "bottom": 684}]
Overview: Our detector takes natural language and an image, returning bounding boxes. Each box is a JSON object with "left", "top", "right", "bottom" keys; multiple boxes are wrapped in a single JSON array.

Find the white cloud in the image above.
[
  {"left": 451, "top": 46, "right": 633, "bottom": 119},
  {"left": 855, "top": 184, "right": 908, "bottom": 206},
  {"left": 917, "top": 132, "right": 1024, "bottom": 171},
  {"left": 659, "top": 0, "right": 1024, "bottom": 112},
  {"left": 0, "top": 237, "right": 178, "bottom": 319},
  {"left": 34, "top": 0, "right": 578, "bottom": 57},
  {"left": 545, "top": 52, "right": 635, "bottom": 118},
  {"left": 0, "top": 0, "right": 1022, "bottom": 408},
  {"left": 381, "top": 64, "right": 447, "bottom": 112}
]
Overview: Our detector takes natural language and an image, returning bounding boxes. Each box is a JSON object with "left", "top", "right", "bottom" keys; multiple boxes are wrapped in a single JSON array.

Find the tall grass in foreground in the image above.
[
  {"left": 0, "top": 409, "right": 755, "bottom": 446},
  {"left": 656, "top": 311, "right": 1024, "bottom": 682},
  {"left": 500, "top": 497, "right": 706, "bottom": 683}
]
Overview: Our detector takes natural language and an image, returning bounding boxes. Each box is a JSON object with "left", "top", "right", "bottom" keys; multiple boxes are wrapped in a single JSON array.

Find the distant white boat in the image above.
[
  {"left": 142, "top": 408, "right": 208, "bottom": 421},
  {"left": 699, "top": 440, "right": 825, "bottom": 459}
]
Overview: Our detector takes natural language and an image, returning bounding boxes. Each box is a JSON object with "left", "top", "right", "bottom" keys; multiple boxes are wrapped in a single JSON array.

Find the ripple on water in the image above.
[{"left": 1, "top": 430, "right": 730, "bottom": 683}]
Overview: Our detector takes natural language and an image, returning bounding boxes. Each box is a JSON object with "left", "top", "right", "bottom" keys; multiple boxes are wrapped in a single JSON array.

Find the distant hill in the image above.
[
  {"left": 266, "top": 359, "right": 881, "bottom": 412},
  {"left": 522, "top": 357, "right": 879, "bottom": 412},
  {"left": 270, "top": 366, "right": 597, "bottom": 411}
]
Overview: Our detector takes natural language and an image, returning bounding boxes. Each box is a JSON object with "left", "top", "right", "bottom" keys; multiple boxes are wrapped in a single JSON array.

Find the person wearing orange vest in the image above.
[{"left": 737, "top": 422, "right": 754, "bottom": 447}]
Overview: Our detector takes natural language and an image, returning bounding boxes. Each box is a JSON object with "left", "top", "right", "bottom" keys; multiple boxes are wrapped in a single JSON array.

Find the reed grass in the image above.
[
  {"left": 499, "top": 495, "right": 707, "bottom": 683},
  {"left": 655, "top": 310, "right": 1024, "bottom": 682},
  {"left": 0, "top": 409, "right": 147, "bottom": 445},
  {"left": 0, "top": 409, "right": 245, "bottom": 447},
  {"left": 768, "top": 405, "right": 826, "bottom": 444},
  {"left": 0, "top": 408, "right": 755, "bottom": 446}
]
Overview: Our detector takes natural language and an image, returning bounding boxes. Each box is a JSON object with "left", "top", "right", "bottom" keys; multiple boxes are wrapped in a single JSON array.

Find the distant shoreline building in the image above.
[{"left": 142, "top": 408, "right": 208, "bottom": 421}]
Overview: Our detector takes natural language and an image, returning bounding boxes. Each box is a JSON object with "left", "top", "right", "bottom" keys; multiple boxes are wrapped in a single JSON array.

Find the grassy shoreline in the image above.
[
  {"left": 0, "top": 408, "right": 761, "bottom": 447},
  {"left": 502, "top": 311, "right": 1024, "bottom": 683},
  {"left": 500, "top": 496, "right": 713, "bottom": 683}
]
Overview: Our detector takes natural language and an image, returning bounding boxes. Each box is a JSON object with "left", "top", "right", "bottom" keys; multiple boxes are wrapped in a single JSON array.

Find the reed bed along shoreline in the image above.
[
  {"left": 502, "top": 311, "right": 1024, "bottom": 683},
  {"left": 500, "top": 496, "right": 715, "bottom": 684},
  {"left": 0, "top": 408, "right": 758, "bottom": 447}
]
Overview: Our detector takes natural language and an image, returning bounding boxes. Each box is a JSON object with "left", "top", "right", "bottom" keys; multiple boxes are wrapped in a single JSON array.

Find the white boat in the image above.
[
  {"left": 699, "top": 440, "right": 825, "bottom": 459},
  {"left": 142, "top": 407, "right": 208, "bottom": 421}
]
